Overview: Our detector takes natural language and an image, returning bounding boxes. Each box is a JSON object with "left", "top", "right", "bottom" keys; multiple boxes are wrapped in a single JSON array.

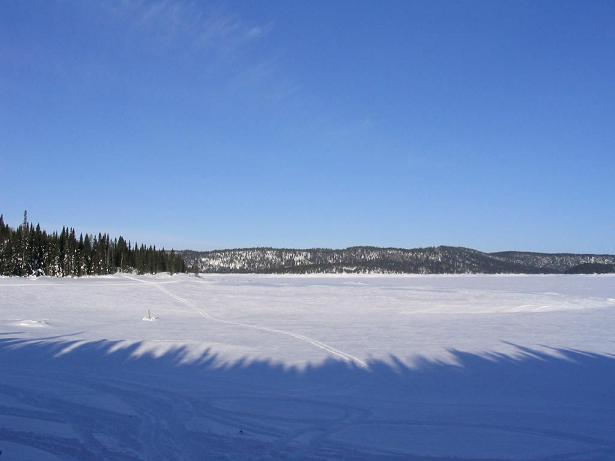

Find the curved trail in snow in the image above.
[{"left": 122, "top": 275, "right": 368, "bottom": 368}]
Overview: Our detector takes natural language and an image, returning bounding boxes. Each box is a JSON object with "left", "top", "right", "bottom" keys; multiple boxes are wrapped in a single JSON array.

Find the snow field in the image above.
[{"left": 1, "top": 274, "right": 615, "bottom": 460}]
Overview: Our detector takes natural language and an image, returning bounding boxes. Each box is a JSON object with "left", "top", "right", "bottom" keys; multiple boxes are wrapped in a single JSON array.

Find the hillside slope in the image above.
[{"left": 179, "top": 246, "right": 615, "bottom": 274}]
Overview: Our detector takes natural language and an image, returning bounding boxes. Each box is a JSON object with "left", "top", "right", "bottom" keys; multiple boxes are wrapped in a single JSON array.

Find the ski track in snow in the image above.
[
  {"left": 122, "top": 274, "right": 368, "bottom": 368},
  {"left": 2, "top": 366, "right": 614, "bottom": 461},
  {"left": 0, "top": 369, "right": 382, "bottom": 460}
]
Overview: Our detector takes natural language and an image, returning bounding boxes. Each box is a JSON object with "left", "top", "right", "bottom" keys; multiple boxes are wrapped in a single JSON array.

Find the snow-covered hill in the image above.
[
  {"left": 491, "top": 250, "right": 615, "bottom": 272},
  {"left": 181, "top": 246, "right": 615, "bottom": 274}
]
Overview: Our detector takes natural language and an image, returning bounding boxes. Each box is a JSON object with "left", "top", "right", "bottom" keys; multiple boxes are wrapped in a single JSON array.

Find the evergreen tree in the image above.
[{"left": 0, "top": 212, "right": 187, "bottom": 277}]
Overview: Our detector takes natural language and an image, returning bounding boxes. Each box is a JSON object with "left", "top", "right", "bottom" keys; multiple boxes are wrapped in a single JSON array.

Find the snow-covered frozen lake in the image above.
[{"left": 1, "top": 274, "right": 614, "bottom": 460}]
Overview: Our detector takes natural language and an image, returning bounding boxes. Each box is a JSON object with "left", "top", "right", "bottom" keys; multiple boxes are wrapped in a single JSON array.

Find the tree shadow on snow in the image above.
[{"left": 0, "top": 336, "right": 614, "bottom": 460}]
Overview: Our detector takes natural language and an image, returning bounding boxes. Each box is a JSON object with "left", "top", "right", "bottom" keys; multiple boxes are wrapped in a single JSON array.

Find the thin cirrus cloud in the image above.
[
  {"left": 107, "top": 0, "right": 272, "bottom": 52},
  {"left": 97, "top": 0, "right": 288, "bottom": 101}
]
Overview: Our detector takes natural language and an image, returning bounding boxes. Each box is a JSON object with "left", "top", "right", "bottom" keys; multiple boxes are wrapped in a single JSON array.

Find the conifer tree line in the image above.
[{"left": 0, "top": 211, "right": 186, "bottom": 276}]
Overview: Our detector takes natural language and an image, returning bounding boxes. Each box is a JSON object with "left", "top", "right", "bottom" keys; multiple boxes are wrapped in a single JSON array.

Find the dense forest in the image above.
[
  {"left": 0, "top": 212, "right": 186, "bottom": 277},
  {"left": 565, "top": 262, "right": 615, "bottom": 274}
]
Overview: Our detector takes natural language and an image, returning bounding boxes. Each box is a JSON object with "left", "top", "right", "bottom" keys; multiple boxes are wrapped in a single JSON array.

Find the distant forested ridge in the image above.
[
  {"left": 3, "top": 211, "right": 613, "bottom": 276},
  {"left": 0, "top": 212, "right": 185, "bottom": 276},
  {"left": 180, "top": 247, "right": 615, "bottom": 275}
]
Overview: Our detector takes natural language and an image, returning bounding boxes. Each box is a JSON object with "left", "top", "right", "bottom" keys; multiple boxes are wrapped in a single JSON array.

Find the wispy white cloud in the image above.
[
  {"left": 106, "top": 0, "right": 271, "bottom": 52},
  {"left": 224, "top": 56, "right": 302, "bottom": 104},
  {"left": 245, "top": 23, "right": 273, "bottom": 40},
  {"left": 96, "top": 0, "right": 299, "bottom": 105}
]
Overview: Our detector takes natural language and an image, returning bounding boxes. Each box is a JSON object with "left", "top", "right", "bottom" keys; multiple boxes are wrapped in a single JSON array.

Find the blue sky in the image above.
[{"left": 2, "top": 0, "right": 614, "bottom": 252}]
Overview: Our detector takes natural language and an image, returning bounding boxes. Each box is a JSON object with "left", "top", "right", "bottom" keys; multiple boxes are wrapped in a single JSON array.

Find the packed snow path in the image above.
[{"left": 1, "top": 274, "right": 615, "bottom": 460}]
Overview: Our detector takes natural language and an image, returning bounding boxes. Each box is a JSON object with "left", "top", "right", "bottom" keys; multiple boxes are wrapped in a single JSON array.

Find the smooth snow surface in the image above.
[{"left": 1, "top": 273, "right": 614, "bottom": 460}]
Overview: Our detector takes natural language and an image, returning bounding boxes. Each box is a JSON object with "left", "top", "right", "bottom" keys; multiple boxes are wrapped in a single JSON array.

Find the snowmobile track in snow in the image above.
[{"left": 122, "top": 275, "right": 368, "bottom": 368}]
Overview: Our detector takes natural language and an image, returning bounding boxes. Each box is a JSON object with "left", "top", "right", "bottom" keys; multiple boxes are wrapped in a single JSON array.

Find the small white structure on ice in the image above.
[{"left": 142, "top": 309, "right": 159, "bottom": 321}]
